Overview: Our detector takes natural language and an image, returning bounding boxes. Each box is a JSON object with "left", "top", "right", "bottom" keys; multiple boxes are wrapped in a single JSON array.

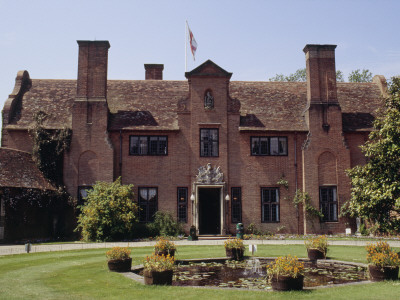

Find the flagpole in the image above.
[{"left": 185, "top": 20, "right": 188, "bottom": 72}]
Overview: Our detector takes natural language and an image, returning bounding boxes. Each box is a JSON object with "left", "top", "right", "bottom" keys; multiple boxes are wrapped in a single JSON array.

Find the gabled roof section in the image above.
[
  {"left": 185, "top": 60, "right": 232, "bottom": 79},
  {"left": 0, "top": 148, "right": 56, "bottom": 190},
  {"left": 2, "top": 74, "right": 384, "bottom": 132}
]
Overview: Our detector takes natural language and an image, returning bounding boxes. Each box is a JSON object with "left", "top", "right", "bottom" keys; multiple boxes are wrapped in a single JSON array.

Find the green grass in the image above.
[{"left": 0, "top": 245, "right": 399, "bottom": 299}]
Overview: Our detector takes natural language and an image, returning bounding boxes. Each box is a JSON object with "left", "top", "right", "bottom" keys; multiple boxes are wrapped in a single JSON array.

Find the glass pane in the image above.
[
  {"left": 270, "top": 190, "right": 277, "bottom": 202},
  {"left": 210, "top": 129, "right": 218, "bottom": 140},
  {"left": 260, "top": 137, "right": 268, "bottom": 155},
  {"left": 263, "top": 204, "right": 270, "bottom": 222},
  {"left": 278, "top": 137, "right": 287, "bottom": 155},
  {"left": 212, "top": 141, "right": 218, "bottom": 156},
  {"left": 148, "top": 188, "right": 157, "bottom": 202},
  {"left": 149, "top": 137, "right": 158, "bottom": 155},
  {"left": 271, "top": 204, "right": 277, "bottom": 221},
  {"left": 159, "top": 137, "right": 167, "bottom": 154},
  {"left": 139, "top": 189, "right": 148, "bottom": 202},
  {"left": 139, "top": 137, "right": 148, "bottom": 155},
  {"left": 251, "top": 138, "right": 259, "bottom": 155},
  {"left": 333, "top": 203, "right": 337, "bottom": 220},
  {"left": 270, "top": 138, "right": 279, "bottom": 155},
  {"left": 201, "top": 129, "right": 208, "bottom": 139},
  {"left": 130, "top": 137, "right": 139, "bottom": 154}
]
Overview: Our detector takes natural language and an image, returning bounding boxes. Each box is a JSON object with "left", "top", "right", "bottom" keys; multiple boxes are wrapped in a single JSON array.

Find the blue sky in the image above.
[{"left": 1, "top": 0, "right": 400, "bottom": 135}]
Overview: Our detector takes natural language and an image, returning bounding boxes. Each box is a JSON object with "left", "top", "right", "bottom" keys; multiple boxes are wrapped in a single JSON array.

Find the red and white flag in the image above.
[{"left": 187, "top": 24, "right": 197, "bottom": 60}]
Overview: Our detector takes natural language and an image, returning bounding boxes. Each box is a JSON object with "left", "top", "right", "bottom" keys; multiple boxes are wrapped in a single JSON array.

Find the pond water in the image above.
[
  {"left": 171, "top": 259, "right": 368, "bottom": 289},
  {"left": 134, "top": 258, "right": 368, "bottom": 289}
]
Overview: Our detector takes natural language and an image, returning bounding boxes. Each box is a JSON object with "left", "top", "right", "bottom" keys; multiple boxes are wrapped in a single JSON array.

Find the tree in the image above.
[
  {"left": 269, "top": 68, "right": 344, "bottom": 82},
  {"left": 76, "top": 177, "right": 139, "bottom": 241},
  {"left": 348, "top": 69, "right": 373, "bottom": 82},
  {"left": 345, "top": 77, "right": 400, "bottom": 233},
  {"left": 336, "top": 70, "right": 345, "bottom": 82}
]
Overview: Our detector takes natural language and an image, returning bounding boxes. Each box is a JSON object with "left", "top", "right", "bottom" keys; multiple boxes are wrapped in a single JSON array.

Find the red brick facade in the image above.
[{"left": 1, "top": 41, "right": 387, "bottom": 237}]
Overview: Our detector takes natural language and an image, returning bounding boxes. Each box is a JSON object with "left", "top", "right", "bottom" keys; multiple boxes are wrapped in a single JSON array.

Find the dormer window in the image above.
[{"left": 204, "top": 90, "right": 214, "bottom": 109}]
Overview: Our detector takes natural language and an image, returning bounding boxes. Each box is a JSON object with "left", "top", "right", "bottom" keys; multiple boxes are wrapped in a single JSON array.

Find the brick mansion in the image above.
[{"left": 0, "top": 41, "right": 386, "bottom": 240}]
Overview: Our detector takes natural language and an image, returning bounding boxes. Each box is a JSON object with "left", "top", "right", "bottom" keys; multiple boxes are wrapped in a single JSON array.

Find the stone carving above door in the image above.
[{"left": 196, "top": 163, "right": 224, "bottom": 184}]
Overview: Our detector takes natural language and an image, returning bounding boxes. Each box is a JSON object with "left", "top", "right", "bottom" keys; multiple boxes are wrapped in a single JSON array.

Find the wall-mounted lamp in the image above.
[
  {"left": 225, "top": 194, "right": 230, "bottom": 202},
  {"left": 190, "top": 193, "right": 195, "bottom": 202}
]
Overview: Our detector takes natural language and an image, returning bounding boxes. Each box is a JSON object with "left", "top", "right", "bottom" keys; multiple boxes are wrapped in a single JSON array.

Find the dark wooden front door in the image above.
[{"left": 198, "top": 188, "right": 221, "bottom": 234}]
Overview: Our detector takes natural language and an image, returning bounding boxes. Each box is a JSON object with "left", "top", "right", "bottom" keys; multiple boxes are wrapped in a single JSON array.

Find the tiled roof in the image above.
[
  {"left": 0, "top": 148, "right": 56, "bottom": 190},
  {"left": 3, "top": 77, "right": 383, "bottom": 132}
]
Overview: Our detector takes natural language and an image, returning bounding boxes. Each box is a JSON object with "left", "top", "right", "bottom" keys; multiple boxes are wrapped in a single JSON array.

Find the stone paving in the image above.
[{"left": 1, "top": 238, "right": 400, "bottom": 256}]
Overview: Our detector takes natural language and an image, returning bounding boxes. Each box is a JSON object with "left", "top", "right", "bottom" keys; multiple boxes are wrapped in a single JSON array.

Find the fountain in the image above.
[{"left": 244, "top": 258, "right": 261, "bottom": 275}]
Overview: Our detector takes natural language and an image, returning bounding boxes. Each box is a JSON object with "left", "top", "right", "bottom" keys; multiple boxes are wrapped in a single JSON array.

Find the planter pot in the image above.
[
  {"left": 225, "top": 248, "right": 244, "bottom": 261},
  {"left": 155, "top": 249, "right": 175, "bottom": 257},
  {"left": 143, "top": 269, "right": 173, "bottom": 285},
  {"left": 307, "top": 249, "right": 326, "bottom": 261},
  {"left": 368, "top": 265, "right": 399, "bottom": 281},
  {"left": 107, "top": 258, "right": 132, "bottom": 272},
  {"left": 271, "top": 274, "right": 304, "bottom": 291}
]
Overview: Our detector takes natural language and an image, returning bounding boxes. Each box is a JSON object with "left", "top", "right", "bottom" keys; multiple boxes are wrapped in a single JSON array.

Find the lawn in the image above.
[{"left": 0, "top": 244, "right": 399, "bottom": 300}]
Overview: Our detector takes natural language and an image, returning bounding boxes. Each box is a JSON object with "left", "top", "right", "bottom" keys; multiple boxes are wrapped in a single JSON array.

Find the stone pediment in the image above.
[
  {"left": 185, "top": 60, "right": 232, "bottom": 79},
  {"left": 195, "top": 163, "right": 224, "bottom": 184}
]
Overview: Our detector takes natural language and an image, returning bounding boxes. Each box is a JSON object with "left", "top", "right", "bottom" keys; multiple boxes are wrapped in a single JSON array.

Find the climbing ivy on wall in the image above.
[{"left": 30, "top": 111, "right": 72, "bottom": 186}]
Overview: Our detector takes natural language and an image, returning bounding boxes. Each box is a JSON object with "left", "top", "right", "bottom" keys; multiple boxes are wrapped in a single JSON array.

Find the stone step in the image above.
[{"left": 197, "top": 235, "right": 232, "bottom": 240}]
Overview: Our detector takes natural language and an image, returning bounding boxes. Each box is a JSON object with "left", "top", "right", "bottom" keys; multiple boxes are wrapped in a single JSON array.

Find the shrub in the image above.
[
  {"left": 106, "top": 247, "right": 131, "bottom": 260},
  {"left": 148, "top": 211, "right": 184, "bottom": 237},
  {"left": 266, "top": 255, "right": 304, "bottom": 278},
  {"left": 76, "top": 177, "right": 139, "bottom": 241},
  {"left": 304, "top": 235, "right": 328, "bottom": 254},
  {"left": 144, "top": 254, "right": 175, "bottom": 272},
  {"left": 154, "top": 237, "right": 176, "bottom": 253},
  {"left": 366, "top": 241, "right": 400, "bottom": 267},
  {"left": 245, "top": 223, "right": 262, "bottom": 235},
  {"left": 224, "top": 237, "right": 245, "bottom": 250}
]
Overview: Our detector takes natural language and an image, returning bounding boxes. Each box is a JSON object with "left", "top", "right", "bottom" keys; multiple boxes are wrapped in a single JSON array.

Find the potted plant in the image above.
[
  {"left": 366, "top": 241, "right": 400, "bottom": 281},
  {"left": 305, "top": 235, "right": 328, "bottom": 260},
  {"left": 154, "top": 237, "right": 176, "bottom": 257},
  {"left": 267, "top": 255, "right": 305, "bottom": 291},
  {"left": 224, "top": 237, "right": 245, "bottom": 260},
  {"left": 143, "top": 253, "right": 175, "bottom": 285},
  {"left": 106, "top": 247, "right": 132, "bottom": 272}
]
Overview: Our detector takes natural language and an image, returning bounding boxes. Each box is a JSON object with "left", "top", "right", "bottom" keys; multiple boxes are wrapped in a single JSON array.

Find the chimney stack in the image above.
[
  {"left": 77, "top": 40, "right": 110, "bottom": 99},
  {"left": 145, "top": 64, "right": 164, "bottom": 80},
  {"left": 303, "top": 44, "right": 338, "bottom": 105}
]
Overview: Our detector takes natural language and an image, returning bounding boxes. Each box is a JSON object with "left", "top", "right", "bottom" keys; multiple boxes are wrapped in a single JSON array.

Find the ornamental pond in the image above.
[{"left": 132, "top": 258, "right": 369, "bottom": 289}]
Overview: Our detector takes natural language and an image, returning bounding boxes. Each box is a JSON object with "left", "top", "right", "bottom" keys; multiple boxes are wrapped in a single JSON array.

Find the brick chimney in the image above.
[
  {"left": 77, "top": 40, "right": 110, "bottom": 99},
  {"left": 145, "top": 64, "right": 164, "bottom": 80},
  {"left": 303, "top": 44, "right": 338, "bottom": 105}
]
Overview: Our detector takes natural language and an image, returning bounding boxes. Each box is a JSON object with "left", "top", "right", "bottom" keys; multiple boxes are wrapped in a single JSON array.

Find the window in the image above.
[
  {"left": 77, "top": 186, "right": 93, "bottom": 206},
  {"left": 261, "top": 188, "right": 280, "bottom": 222},
  {"left": 251, "top": 137, "right": 287, "bottom": 156},
  {"left": 138, "top": 187, "right": 158, "bottom": 222},
  {"left": 231, "top": 187, "right": 242, "bottom": 223},
  {"left": 177, "top": 187, "right": 188, "bottom": 223},
  {"left": 320, "top": 186, "right": 338, "bottom": 222},
  {"left": 129, "top": 136, "right": 167, "bottom": 155},
  {"left": 200, "top": 129, "right": 218, "bottom": 157}
]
